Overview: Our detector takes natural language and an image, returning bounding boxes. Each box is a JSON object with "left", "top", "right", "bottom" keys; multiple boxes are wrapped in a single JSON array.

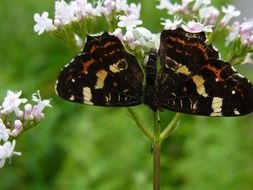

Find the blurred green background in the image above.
[{"left": 1, "top": 0, "right": 253, "bottom": 190}]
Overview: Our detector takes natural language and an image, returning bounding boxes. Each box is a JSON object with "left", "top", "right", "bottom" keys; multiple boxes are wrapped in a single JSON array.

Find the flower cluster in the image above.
[
  {"left": 157, "top": 0, "right": 253, "bottom": 63},
  {"left": 34, "top": 0, "right": 253, "bottom": 65},
  {"left": 34, "top": 0, "right": 158, "bottom": 52},
  {"left": 0, "top": 91, "right": 51, "bottom": 168},
  {"left": 156, "top": 1, "right": 253, "bottom": 46}
]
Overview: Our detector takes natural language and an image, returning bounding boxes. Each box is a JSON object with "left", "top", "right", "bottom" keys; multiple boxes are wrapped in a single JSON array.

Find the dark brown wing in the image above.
[
  {"left": 157, "top": 28, "right": 253, "bottom": 116},
  {"left": 56, "top": 32, "right": 144, "bottom": 107}
]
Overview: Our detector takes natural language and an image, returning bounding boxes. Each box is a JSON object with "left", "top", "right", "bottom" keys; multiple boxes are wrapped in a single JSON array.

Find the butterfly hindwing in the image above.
[
  {"left": 56, "top": 33, "right": 144, "bottom": 107},
  {"left": 157, "top": 28, "right": 253, "bottom": 116},
  {"left": 158, "top": 28, "right": 218, "bottom": 88}
]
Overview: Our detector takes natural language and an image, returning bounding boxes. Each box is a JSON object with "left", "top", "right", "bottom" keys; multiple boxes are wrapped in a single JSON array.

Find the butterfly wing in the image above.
[
  {"left": 56, "top": 33, "right": 144, "bottom": 107},
  {"left": 157, "top": 28, "right": 253, "bottom": 116}
]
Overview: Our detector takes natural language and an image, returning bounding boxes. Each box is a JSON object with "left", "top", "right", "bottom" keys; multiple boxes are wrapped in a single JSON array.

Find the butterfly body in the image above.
[
  {"left": 56, "top": 28, "right": 253, "bottom": 116},
  {"left": 144, "top": 49, "right": 159, "bottom": 111}
]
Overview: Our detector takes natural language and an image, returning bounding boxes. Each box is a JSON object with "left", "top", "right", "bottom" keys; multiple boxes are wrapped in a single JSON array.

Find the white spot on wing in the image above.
[
  {"left": 175, "top": 64, "right": 191, "bottom": 75},
  {"left": 109, "top": 59, "right": 128, "bottom": 73},
  {"left": 69, "top": 95, "right": 74, "bottom": 101},
  {"left": 192, "top": 75, "right": 208, "bottom": 97},
  {"left": 95, "top": 70, "right": 108, "bottom": 89},
  {"left": 234, "top": 108, "right": 240, "bottom": 115},
  {"left": 210, "top": 97, "right": 223, "bottom": 116},
  {"left": 83, "top": 87, "right": 93, "bottom": 105}
]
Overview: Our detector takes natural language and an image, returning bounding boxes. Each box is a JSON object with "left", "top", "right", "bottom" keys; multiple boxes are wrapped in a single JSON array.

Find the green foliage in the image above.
[{"left": 0, "top": 0, "right": 253, "bottom": 190}]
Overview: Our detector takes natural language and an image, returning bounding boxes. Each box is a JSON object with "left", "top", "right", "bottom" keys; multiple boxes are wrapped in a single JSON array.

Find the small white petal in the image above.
[
  {"left": 182, "top": 21, "right": 212, "bottom": 33},
  {"left": 33, "top": 11, "right": 55, "bottom": 35},
  {"left": 118, "top": 14, "right": 143, "bottom": 31}
]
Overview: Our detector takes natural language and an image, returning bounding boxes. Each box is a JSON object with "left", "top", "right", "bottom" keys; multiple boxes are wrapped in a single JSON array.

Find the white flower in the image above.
[
  {"left": 23, "top": 103, "right": 34, "bottom": 120},
  {"left": 115, "top": 0, "right": 129, "bottom": 12},
  {"left": 104, "top": 0, "right": 116, "bottom": 15},
  {"left": 33, "top": 12, "right": 55, "bottom": 35},
  {"left": 0, "top": 119, "right": 10, "bottom": 142},
  {"left": 156, "top": 0, "right": 174, "bottom": 10},
  {"left": 123, "top": 30, "right": 137, "bottom": 49},
  {"left": 132, "top": 27, "right": 158, "bottom": 49},
  {"left": 0, "top": 140, "right": 21, "bottom": 168},
  {"left": 1, "top": 90, "right": 27, "bottom": 117},
  {"left": 10, "top": 120, "right": 23, "bottom": 137},
  {"left": 161, "top": 17, "right": 183, "bottom": 30},
  {"left": 182, "top": 21, "right": 212, "bottom": 33},
  {"left": 239, "top": 20, "right": 253, "bottom": 45},
  {"left": 70, "top": 0, "right": 92, "bottom": 20},
  {"left": 127, "top": 3, "right": 141, "bottom": 19},
  {"left": 31, "top": 91, "right": 52, "bottom": 121},
  {"left": 54, "top": 0, "right": 76, "bottom": 26},
  {"left": 225, "top": 21, "right": 240, "bottom": 44},
  {"left": 179, "top": 0, "right": 193, "bottom": 13},
  {"left": 220, "top": 5, "right": 241, "bottom": 27},
  {"left": 199, "top": 6, "right": 220, "bottom": 25},
  {"left": 192, "top": 0, "right": 211, "bottom": 11},
  {"left": 113, "top": 28, "right": 124, "bottom": 42},
  {"left": 156, "top": 0, "right": 182, "bottom": 14},
  {"left": 92, "top": 1, "right": 106, "bottom": 17},
  {"left": 118, "top": 14, "right": 143, "bottom": 31}
]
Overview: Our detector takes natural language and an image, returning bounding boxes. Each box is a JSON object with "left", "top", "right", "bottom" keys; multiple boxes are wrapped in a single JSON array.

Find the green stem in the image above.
[
  {"left": 127, "top": 108, "right": 153, "bottom": 142},
  {"left": 153, "top": 111, "right": 161, "bottom": 190},
  {"left": 160, "top": 113, "right": 181, "bottom": 143}
]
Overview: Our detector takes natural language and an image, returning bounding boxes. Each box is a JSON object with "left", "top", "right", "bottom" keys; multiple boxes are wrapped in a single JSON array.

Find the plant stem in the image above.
[
  {"left": 127, "top": 108, "right": 153, "bottom": 142},
  {"left": 153, "top": 111, "right": 161, "bottom": 190},
  {"left": 160, "top": 113, "right": 181, "bottom": 143}
]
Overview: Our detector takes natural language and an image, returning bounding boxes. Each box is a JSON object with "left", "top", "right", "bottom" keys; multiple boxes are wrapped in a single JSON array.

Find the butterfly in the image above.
[{"left": 55, "top": 28, "right": 253, "bottom": 116}]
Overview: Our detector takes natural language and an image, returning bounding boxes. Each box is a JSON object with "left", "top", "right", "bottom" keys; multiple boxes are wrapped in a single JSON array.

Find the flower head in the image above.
[
  {"left": 192, "top": 0, "right": 211, "bottom": 11},
  {"left": 54, "top": 0, "right": 76, "bottom": 26},
  {"left": 113, "top": 28, "right": 124, "bottom": 42},
  {"left": 92, "top": 1, "right": 106, "bottom": 17},
  {"left": 132, "top": 27, "right": 158, "bottom": 49},
  {"left": 225, "top": 21, "right": 240, "bottom": 44},
  {"left": 239, "top": 20, "right": 253, "bottom": 45},
  {"left": 70, "top": 0, "right": 92, "bottom": 20},
  {"left": 179, "top": 0, "right": 193, "bottom": 13},
  {"left": 220, "top": 5, "right": 241, "bottom": 27},
  {"left": 156, "top": 0, "right": 180, "bottom": 13},
  {"left": 182, "top": 21, "right": 212, "bottom": 33},
  {"left": 123, "top": 30, "right": 137, "bottom": 48},
  {"left": 10, "top": 120, "right": 23, "bottom": 137},
  {"left": 115, "top": 0, "right": 129, "bottom": 12},
  {"left": 118, "top": 14, "right": 143, "bottom": 31},
  {"left": 0, "top": 140, "right": 21, "bottom": 168},
  {"left": 127, "top": 3, "right": 141, "bottom": 19},
  {"left": 34, "top": 12, "right": 55, "bottom": 35},
  {"left": 104, "top": 0, "right": 116, "bottom": 15},
  {"left": 1, "top": 91, "right": 27, "bottom": 117},
  {"left": 0, "top": 119, "right": 10, "bottom": 142},
  {"left": 31, "top": 91, "right": 52, "bottom": 121},
  {"left": 161, "top": 17, "right": 183, "bottom": 30},
  {"left": 199, "top": 6, "right": 220, "bottom": 25}
]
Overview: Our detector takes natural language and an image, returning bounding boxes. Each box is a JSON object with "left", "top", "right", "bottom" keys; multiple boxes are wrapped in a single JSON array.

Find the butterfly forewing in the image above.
[
  {"left": 56, "top": 33, "right": 144, "bottom": 107},
  {"left": 157, "top": 29, "right": 253, "bottom": 116}
]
